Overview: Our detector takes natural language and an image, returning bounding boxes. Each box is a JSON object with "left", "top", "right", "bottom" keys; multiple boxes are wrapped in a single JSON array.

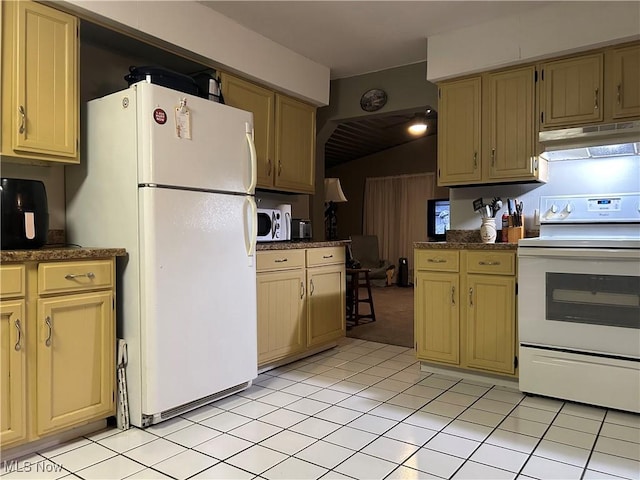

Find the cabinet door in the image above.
[
  {"left": 465, "top": 274, "right": 515, "bottom": 375},
  {"left": 437, "top": 77, "right": 482, "bottom": 186},
  {"left": 36, "top": 291, "right": 114, "bottom": 436},
  {"left": 0, "top": 300, "right": 27, "bottom": 447},
  {"left": 257, "top": 269, "right": 306, "bottom": 365},
  {"left": 415, "top": 271, "right": 459, "bottom": 364},
  {"left": 220, "top": 73, "right": 275, "bottom": 188},
  {"left": 274, "top": 95, "right": 316, "bottom": 193},
  {"left": 487, "top": 67, "right": 536, "bottom": 181},
  {"left": 540, "top": 54, "right": 603, "bottom": 127},
  {"left": 11, "top": 1, "right": 78, "bottom": 160},
  {"left": 307, "top": 265, "right": 345, "bottom": 348},
  {"left": 610, "top": 44, "right": 640, "bottom": 119}
]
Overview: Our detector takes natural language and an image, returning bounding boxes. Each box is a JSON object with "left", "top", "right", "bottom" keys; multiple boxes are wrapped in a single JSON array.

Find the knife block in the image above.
[{"left": 506, "top": 215, "right": 524, "bottom": 243}]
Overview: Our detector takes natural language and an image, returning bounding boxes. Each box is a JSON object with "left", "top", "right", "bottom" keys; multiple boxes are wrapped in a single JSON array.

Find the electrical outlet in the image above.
[{"left": 534, "top": 209, "right": 540, "bottom": 226}]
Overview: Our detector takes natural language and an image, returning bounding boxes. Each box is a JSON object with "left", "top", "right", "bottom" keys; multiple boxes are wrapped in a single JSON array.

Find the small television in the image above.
[{"left": 427, "top": 198, "right": 450, "bottom": 242}]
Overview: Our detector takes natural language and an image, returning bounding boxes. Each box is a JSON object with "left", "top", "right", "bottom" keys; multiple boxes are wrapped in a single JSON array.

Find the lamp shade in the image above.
[{"left": 324, "top": 178, "right": 347, "bottom": 203}]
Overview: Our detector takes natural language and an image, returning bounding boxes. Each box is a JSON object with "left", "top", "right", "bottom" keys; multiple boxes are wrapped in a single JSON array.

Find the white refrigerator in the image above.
[{"left": 66, "top": 82, "right": 258, "bottom": 427}]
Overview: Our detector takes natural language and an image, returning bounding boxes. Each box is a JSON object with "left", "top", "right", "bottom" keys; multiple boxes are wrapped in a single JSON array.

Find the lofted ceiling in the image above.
[{"left": 324, "top": 109, "right": 437, "bottom": 169}]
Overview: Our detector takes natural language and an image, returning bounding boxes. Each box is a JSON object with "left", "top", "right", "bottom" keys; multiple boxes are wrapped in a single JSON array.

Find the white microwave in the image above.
[{"left": 257, "top": 208, "right": 286, "bottom": 242}]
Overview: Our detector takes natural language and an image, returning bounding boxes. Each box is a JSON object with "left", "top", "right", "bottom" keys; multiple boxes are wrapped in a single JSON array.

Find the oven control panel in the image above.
[{"left": 540, "top": 193, "right": 640, "bottom": 223}]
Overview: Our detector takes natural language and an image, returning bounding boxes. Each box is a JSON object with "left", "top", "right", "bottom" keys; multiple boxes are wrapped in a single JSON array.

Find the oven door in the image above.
[{"left": 518, "top": 247, "right": 640, "bottom": 359}]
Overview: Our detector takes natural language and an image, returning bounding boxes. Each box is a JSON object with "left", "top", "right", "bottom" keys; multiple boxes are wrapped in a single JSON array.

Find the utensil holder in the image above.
[{"left": 480, "top": 217, "right": 497, "bottom": 244}]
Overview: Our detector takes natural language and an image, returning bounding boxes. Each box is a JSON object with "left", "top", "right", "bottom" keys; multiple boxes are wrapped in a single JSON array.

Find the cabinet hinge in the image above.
[{"left": 514, "top": 355, "right": 519, "bottom": 369}]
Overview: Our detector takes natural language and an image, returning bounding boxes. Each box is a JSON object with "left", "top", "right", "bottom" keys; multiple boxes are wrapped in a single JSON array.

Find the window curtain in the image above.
[{"left": 362, "top": 173, "right": 435, "bottom": 280}]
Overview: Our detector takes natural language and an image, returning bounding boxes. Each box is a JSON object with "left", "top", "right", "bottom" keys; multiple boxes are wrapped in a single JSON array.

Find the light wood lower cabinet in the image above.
[
  {"left": 0, "top": 259, "right": 115, "bottom": 451},
  {"left": 414, "top": 248, "right": 517, "bottom": 377},
  {"left": 257, "top": 247, "right": 345, "bottom": 368}
]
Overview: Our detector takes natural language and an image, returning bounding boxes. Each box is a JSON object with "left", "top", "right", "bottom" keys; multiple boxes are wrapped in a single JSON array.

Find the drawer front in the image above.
[
  {"left": 306, "top": 247, "right": 345, "bottom": 267},
  {"left": 38, "top": 260, "right": 114, "bottom": 295},
  {"left": 0, "top": 264, "right": 26, "bottom": 298},
  {"left": 257, "top": 249, "right": 305, "bottom": 272},
  {"left": 465, "top": 251, "right": 515, "bottom": 275},
  {"left": 415, "top": 249, "right": 459, "bottom": 272}
]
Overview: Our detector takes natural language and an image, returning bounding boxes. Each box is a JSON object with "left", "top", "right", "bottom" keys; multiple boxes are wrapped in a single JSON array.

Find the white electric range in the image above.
[{"left": 517, "top": 192, "right": 640, "bottom": 413}]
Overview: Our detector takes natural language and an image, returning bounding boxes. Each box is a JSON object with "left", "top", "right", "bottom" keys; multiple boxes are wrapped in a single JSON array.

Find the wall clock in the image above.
[{"left": 360, "top": 88, "right": 387, "bottom": 112}]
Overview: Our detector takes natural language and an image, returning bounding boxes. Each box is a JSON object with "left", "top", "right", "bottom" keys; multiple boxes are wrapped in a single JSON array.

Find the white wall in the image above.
[
  {"left": 62, "top": 0, "right": 330, "bottom": 105},
  {"left": 450, "top": 155, "right": 640, "bottom": 233},
  {"left": 427, "top": 2, "right": 640, "bottom": 81}
]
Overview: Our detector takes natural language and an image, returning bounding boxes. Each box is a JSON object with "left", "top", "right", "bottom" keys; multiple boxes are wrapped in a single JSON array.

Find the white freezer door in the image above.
[
  {"left": 138, "top": 186, "right": 257, "bottom": 416},
  {"left": 136, "top": 82, "right": 256, "bottom": 195}
]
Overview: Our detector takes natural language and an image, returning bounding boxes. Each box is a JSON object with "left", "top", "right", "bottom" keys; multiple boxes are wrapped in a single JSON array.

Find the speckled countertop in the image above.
[
  {"left": 414, "top": 241, "right": 518, "bottom": 250},
  {"left": 1, "top": 247, "right": 127, "bottom": 262},
  {"left": 257, "top": 240, "right": 349, "bottom": 251}
]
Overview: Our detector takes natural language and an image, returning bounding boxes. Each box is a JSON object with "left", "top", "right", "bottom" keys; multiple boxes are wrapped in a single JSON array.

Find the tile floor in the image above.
[{"left": 4, "top": 338, "right": 640, "bottom": 480}]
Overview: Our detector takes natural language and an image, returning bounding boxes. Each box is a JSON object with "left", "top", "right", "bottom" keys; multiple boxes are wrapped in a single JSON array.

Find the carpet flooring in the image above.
[{"left": 346, "top": 285, "right": 414, "bottom": 348}]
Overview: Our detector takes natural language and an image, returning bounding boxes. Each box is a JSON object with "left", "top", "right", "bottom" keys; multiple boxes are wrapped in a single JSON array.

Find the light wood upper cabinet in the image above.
[
  {"left": 1, "top": 0, "right": 79, "bottom": 163},
  {"left": 610, "top": 44, "right": 640, "bottom": 120},
  {"left": 220, "top": 72, "right": 316, "bottom": 194},
  {"left": 438, "top": 68, "right": 544, "bottom": 187},
  {"left": 438, "top": 77, "right": 482, "bottom": 186},
  {"left": 486, "top": 67, "right": 538, "bottom": 181},
  {"left": 274, "top": 95, "right": 316, "bottom": 193},
  {"left": 219, "top": 74, "right": 275, "bottom": 187},
  {"left": 539, "top": 53, "right": 604, "bottom": 128}
]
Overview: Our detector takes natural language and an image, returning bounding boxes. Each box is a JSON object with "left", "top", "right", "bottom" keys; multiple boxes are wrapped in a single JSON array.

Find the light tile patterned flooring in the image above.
[{"left": 5, "top": 338, "right": 640, "bottom": 480}]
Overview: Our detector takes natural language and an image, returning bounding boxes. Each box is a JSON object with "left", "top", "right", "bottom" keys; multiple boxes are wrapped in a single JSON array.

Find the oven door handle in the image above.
[{"left": 518, "top": 247, "right": 640, "bottom": 260}]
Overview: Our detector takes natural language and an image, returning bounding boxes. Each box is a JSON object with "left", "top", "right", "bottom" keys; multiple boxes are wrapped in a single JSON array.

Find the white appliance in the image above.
[
  {"left": 66, "top": 82, "right": 258, "bottom": 427},
  {"left": 518, "top": 193, "right": 640, "bottom": 413},
  {"left": 257, "top": 207, "right": 287, "bottom": 242}
]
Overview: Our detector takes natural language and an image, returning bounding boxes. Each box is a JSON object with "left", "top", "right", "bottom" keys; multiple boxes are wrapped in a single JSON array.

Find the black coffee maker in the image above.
[{"left": 1, "top": 178, "right": 49, "bottom": 249}]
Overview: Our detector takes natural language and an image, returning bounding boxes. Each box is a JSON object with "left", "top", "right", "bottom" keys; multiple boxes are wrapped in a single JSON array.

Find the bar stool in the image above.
[{"left": 346, "top": 268, "right": 376, "bottom": 327}]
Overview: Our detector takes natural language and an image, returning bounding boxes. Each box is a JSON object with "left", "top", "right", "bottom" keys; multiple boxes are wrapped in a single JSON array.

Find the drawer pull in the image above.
[
  {"left": 274, "top": 258, "right": 288, "bottom": 263},
  {"left": 14, "top": 319, "right": 23, "bottom": 351},
  {"left": 300, "top": 281, "right": 305, "bottom": 299},
  {"left": 451, "top": 286, "right": 455, "bottom": 306},
  {"left": 45, "top": 316, "right": 53, "bottom": 347},
  {"left": 428, "top": 258, "right": 446, "bottom": 263},
  {"left": 469, "top": 287, "right": 474, "bottom": 306},
  {"left": 18, "top": 105, "right": 26, "bottom": 134},
  {"left": 310, "top": 279, "right": 315, "bottom": 295},
  {"left": 478, "top": 261, "right": 500, "bottom": 266},
  {"left": 322, "top": 255, "right": 334, "bottom": 259},
  {"left": 65, "top": 272, "right": 96, "bottom": 280}
]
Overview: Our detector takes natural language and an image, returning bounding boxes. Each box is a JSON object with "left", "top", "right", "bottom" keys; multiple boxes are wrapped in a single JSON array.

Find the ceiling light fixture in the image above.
[{"left": 407, "top": 109, "right": 433, "bottom": 135}]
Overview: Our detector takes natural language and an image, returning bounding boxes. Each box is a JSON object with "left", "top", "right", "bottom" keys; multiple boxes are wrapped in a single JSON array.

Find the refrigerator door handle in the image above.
[
  {"left": 246, "top": 123, "right": 257, "bottom": 194},
  {"left": 245, "top": 196, "right": 258, "bottom": 257}
]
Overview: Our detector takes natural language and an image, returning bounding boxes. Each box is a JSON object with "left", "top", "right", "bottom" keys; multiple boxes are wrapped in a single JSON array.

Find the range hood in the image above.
[{"left": 539, "top": 120, "right": 640, "bottom": 151}]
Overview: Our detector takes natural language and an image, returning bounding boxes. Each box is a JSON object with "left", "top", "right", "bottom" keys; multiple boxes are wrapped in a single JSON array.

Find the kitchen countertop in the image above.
[
  {"left": 414, "top": 241, "right": 518, "bottom": 250},
  {"left": 257, "top": 240, "right": 350, "bottom": 251},
  {"left": 1, "top": 247, "right": 127, "bottom": 262}
]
